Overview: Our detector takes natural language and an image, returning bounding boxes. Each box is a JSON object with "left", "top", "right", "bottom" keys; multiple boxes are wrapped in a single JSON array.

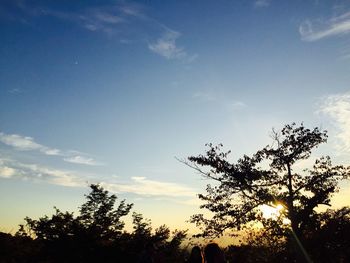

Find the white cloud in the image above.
[
  {"left": 148, "top": 30, "right": 187, "bottom": 60},
  {"left": 0, "top": 158, "right": 198, "bottom": 200},
  {"left": 0, "top": 158, "right": 84, "bottom": 187},
  {"left": 8, "top": 88, "right": 22, "bottom": 94},
  {"left": 12, "top": 2, "right": 196, "bottom": 62},
  {"left": 84, "top": 23, "right": 98, "bottom": 31},
  {"left": 148, "top": 28, "right": 197, "bottom": 62},
  {"left": 228, "top": 101, "right": 247, "bottom": 109},
  {"left": 93, "top": 12, "right": 124, "bottom": 24},
  {"left": 103, "top": 176, "right": 197, "bottom": 198},
  {"left": 44, "top": 148, "right": 61, "bottom": 155},
  {"left": 0, "top": 133, "right": 41, "bottom": 150},
  {"left": 0, "top": 131, "right": 101, "bottom": 166},
  {"left": 192, "top": 92, "right": 216, "bottom": 102},
  {"left": 64, "top": 155, "right": 101, "bottom": 166},
  {"left": 0, "top": 132, "right": 61, "bottom": 155},
  {"left": 0, "top": 160, "right": 16, "bottom": 178},
  {"left": 75, "top": 9, "right": 125, "bottom": 34},
  {"left": 119, "top": 4, "right": 144, "bottom": 18},
  {"left": 318, "top": 92, "right": 350, "bottom": 152},
  {"left": 300, "top": 12, "right": 350, "bottom": 42},
  {"left": 14, "top": 3, "right": 127, "bottom": 35},
  {"left": 254, "top": 0, "right": 271, "bottom": 8}
]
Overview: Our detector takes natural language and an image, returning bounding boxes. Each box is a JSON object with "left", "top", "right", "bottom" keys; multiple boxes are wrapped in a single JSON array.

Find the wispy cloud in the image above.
[
  {"left": 0, "top": 158, "right": 84, "bottom": 187},
  {"left": 192, "top": 92, "right": 216, "bottom": 102},
  {"left": 119, "top": 3, "right": 144, "bottom": 18},
  {"left": 8, "top": 88, "right": 23, "bottom": 94},
  {"left": 37, "top": 7, "right": 125, "bottom": 35},
  {"left": 299, "top": 11, "right": 350, "bottom": 42},
  {"left": 318, "top": 92, "right": 350, "bottom": 153},
  {"left": 64, "top": 155, "right": 102, "bottom": 166},
  {"left": 254, "top": 0, "right": 271, "bottom": 8},
  {"left": 10, "top": 1, "right": 195, "bottom": 62},
  {"left": 0, "top": 158, "right": 197, "bottom": 200},
  {"left": 10, "top": 1, "right": 140, "bottom": 36},
  {"left": 299, "top": 17, "right": 350, "bottom": 41},
  {"left": 103, "top": 176, "right": 197, "bottom": 198},
  {"left": 227, "top": 101, "right": 247, "bottom": 110},
  {"left": 0, "top": 131, "right": 101, "bottom": 166},
  {"left": 299, "top": 9, "right": 350, "bottom": 59},
  {"left": 0, "top": 164, "right": 16, "bottom": 178},
  {"left": 0, "top": 132, "right": 61, "bottom": 155},
  {"left": 148, "top": 30, "right": 187, "bottom": 60}
]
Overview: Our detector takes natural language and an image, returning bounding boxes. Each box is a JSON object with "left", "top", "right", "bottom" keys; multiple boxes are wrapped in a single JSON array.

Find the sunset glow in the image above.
[{"left": 1, "top": 0, "right": 350, "bottom": 237}]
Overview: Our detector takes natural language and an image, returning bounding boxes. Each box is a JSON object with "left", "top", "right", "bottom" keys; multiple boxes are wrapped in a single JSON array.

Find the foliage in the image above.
[
  {"left": 305, "top": 207, "right": 350, "bottom": 262},
  {"left": 186, "top": 123, "right": 350, "bottom": 260},
  {"left": 222, "top": 207, "right": 350, "bottom": 263},
  {"left": 0, "top": 156, "right": 349, "bottom": 262},
  {"left": 78, "top": 184, "right": 133, "bottom": 239},
  {"left": 5, "top": 184, "right": 187, "bottom": 263},
  {"left": 127, "top": 212, "right": 188, "bottom": 262}
]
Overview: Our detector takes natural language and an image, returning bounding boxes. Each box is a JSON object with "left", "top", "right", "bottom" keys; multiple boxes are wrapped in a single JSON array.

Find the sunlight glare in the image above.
[{"left": 260, "top": 203, "right": 284, "bottom": 220}]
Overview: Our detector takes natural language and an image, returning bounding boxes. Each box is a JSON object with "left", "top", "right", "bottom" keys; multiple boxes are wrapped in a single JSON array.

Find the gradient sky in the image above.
[{"left": 1, "top": 0, "right": 350, "bottom": 235}]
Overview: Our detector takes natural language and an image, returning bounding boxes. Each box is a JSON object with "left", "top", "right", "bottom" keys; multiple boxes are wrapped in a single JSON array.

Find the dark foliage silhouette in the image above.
[
  {"left": 204, "top": 243, "right": 226, "bottom": 263},
  {"left": 186, "top": 123, "right": 350, "bottom": 261},
  {"left": 0, "top": 184, "right": 187, "bottom": 263},
  {"left": 186, "top": 245, "right": 203, "bottom": 263}
]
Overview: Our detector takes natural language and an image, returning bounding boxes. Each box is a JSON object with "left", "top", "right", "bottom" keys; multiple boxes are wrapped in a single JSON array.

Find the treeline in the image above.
[
  {"left": 1, "top": 184, "right": 350, "bottom": 262},
  {"left": 228, "top": 206, "right": 350, "bottom": 262},
  {"left": 0, "top": 184, "right": 187, "bottom": 263}
]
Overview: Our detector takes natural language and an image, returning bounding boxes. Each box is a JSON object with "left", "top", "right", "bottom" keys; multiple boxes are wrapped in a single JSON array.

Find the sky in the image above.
[{"left": 1, "top": 0, "right": 350, "bottom": 235}]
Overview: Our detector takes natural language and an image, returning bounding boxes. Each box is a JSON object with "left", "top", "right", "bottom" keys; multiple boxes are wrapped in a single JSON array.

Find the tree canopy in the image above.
[
  {"left": 186, "top": 123, "right": 350, "bottom": 242},
  {"left": 13, "top": 184, "right": 188, "bottom": 263}
]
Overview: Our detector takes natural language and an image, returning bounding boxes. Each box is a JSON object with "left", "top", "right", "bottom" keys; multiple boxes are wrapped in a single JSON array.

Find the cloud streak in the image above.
[
  {"left": 0, "top": 158, "right": 83, "bottom": 187},
  {"left": 9, "top": 1, "right": 144, "bottom": 36},
  {"left": 148, "top": 29, "right": 196, "bottom": 61},
  {"left": 318, "top": 92, "right": 350, "bottom": 153},
  {"left": 254, "top": 0, "right": 271, "bottom": 8},
  {"left": 0, "top": 131, "right": 101, "bottom": 166},
  {"left": 192, "top": 92, "right": 216, "bottom": 102},
  {"left": 0, "top": 132, "right": 61, "bottom": 155},
  {"left": 149, "top": 30, "right": 182, "bottom": 59},
  {"left": 0, "top": 158, "right": 197, "bottom": 200},
  {"left": 300, "top": 12, "right": 350, "bottom": 42},
  {"left": 63, "top": 155, "right": 102, "bottom": 166},
  {"left": 9, "top": 1, "right": 195, "bottom": 62},
  {"left": 103, "top": 176, "right": 197, "bottom": 198}
]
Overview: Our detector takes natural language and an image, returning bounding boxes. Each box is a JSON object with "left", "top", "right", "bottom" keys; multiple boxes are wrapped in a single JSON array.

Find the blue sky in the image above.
[{"left": 1, "top": 0, "right": 350, "bottom": 234}]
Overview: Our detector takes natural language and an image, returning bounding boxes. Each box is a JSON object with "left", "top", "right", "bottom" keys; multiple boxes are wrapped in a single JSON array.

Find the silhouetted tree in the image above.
[
  {"left": 1, "top": 184, "right": 189, "bottom": 262},
  {"left": 130, "top": 212, "right": 188, "bottom": 262},
  {"left": 78, "top": 184, "right": 133, "bottom": 239},
  {"left": 305, "top": 207, "right": 350, "bottom": 262},
  {"left": 17, "top": 184, "right": 133, "bottom": 262},
  {"left": 186, "top": 123, "right": 350, "bottom": 260}
]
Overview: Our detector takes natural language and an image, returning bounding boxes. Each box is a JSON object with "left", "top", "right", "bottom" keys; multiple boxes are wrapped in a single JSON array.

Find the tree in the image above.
[
  {"left": 15, "top": 184, "right": 188, "bottom": 262},
  {"left": 18, "top": 184, "right": 133, "bottom": 262},
  {"left": 128, "top": 212, "right": 188, "bottom": 262},
  {"left": 306, "top": 207, "right": 350, "bottom": 262},
  {"left": 78, "top": 184, "right": 133, "bottom": 239},
  {"left": 22, "top": 184, "right": 133, "bottom": 242},
  {"left": 186, "top": 123, "right": 350, "bottom": 256}
]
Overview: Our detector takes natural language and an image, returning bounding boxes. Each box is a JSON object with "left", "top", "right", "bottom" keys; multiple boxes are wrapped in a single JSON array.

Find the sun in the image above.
[{"left": 260, "top": 203, "right": 284, "bottom": 220}]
